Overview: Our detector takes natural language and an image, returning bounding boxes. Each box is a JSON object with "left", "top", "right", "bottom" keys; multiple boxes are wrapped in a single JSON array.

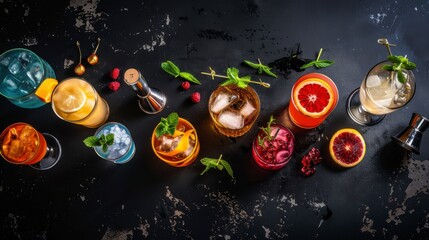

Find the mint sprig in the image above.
[
  {"left": 155, "top": 112, "right": 179, "bottom": 138},
  {"left": 300, "top": 48, "right": 334, "bottom": 69},
  {"left": 200, "top": 154, "right": 234, "bottom": 179},
  {"left": 201, "top": 67, "right": 270, "bottom": 88},
  {"left": 83, "top": 133, "right": 115, "bottom": 152},
  {"left": 161, "top": 60, "right": 201, "bottom": 84},
  {"left": 382, "top": 55, "right": 416, "bottom": 83},
  {"left": 243, "top": 58, "right": 277, "bottom": 78},
  {"left": 257, "top": 115, "right": 279, "bottom": 147}
]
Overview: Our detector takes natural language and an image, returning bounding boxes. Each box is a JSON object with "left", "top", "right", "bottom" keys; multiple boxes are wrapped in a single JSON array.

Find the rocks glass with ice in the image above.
[
  {"left": 93, "top": 122, "right": 135, "bottom": 164},
  {"left": 0, "top": 48, "right": 56, "bottom": 108},
  {"left": 208, "top": 84, "right": 260, "bottom": 137},
  {"left": 151, "top": 118, "right": 200, "bottom": 167},
  {"left": 347, "top": 61, "right": 416, "bottom": 126},
  {"left": 0, "top": 122, "right": 62, "bottom": 170}
]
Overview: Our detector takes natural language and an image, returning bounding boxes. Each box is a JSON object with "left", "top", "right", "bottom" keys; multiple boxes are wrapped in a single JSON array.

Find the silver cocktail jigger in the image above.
[
  {"left": 123, "top": 68, "right": 166, "bottom": 114},
  {"left": 392, "top": 113, "right": 429, "bottom": 154}
]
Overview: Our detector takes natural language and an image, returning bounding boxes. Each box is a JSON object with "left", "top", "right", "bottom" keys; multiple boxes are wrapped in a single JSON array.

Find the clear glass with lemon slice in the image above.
[
  {"left": 288, "top": 73, "right": 339, "bottom": 129},
  {"left": 151, "top": 117, "right": 200, "bottom": 167},
  {"left": 50, "top": 78, "right": 109, "bottom": 128}
]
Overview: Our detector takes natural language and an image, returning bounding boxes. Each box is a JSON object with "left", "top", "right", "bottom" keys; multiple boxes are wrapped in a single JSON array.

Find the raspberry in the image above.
[
  {"left": 109, "top": 68, "right": 120, "bottom": 80},
  {"left": 181, "top": 81, "right": 190, "bottom": 90},
  {"left": 108, "top": 81, "right": 120, "bottom": 91},
  {"left": 190, "top": 92, "right": 200, "bottom": 103}
]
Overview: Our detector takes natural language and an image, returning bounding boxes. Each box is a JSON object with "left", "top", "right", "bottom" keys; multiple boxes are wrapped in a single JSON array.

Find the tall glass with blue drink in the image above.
[
  {"left": 93, "top": 122, "right": 135, "bottom": 164},
  {"left": 0, "top": 48, "right": 56, "bottom": 108}
]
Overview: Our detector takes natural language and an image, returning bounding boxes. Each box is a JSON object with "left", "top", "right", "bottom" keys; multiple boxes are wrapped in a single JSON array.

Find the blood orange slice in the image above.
[
  {"left": 293, "top": 78, "right": 334, "bottom": 118},
  {"left": 329, "top": 128, "right": 366, "bottom": 168}
]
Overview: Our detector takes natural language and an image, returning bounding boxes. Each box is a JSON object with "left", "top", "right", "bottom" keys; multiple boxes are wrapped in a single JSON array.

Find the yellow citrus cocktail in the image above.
[{"left": 51, "top": 78, "right": 109, "bottom": 128}]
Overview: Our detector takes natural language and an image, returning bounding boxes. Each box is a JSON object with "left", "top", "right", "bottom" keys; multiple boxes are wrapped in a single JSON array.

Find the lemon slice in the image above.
[
  {"left": 35, "top": 78, "right": 58, "bottom": 103},
  {"left": 55, "top": 87, "right": 86, "bottom": 113}
]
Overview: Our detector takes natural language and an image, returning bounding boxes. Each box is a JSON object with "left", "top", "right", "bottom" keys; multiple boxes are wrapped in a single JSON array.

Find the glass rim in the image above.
[
  {"left": 151, "top": 117, "right": 199, "bottom": 165},
  {"left": 290, "top": 72, "right": 339, "bottom": 118},
  {"left": 0, "top": 48, "right": 48, "bottom": 99},
  {"left": 0, "top": 122, "right": 43, "bottom": 165},
  {"left": 208, "top": 84, "right": 261, "bottom": 134},
  {"left": 363, "top": 60, "right": 416, "bottom": 111},
  {"left": 51, "top": 77, "right": 100, "bottom": 123},
  {"left": 93, "top": 122, "right": 133, "bottom": 161},
  {"left": 252, "top": 124, "right": 295, "bottom": 166}
]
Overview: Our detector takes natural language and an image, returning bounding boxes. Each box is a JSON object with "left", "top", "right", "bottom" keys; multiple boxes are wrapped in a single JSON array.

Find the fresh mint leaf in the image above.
[
  {"left": 201, "top": 67, "right": 270, "bottom": 88},
  {"left": 384, "top": 54, "right": 416, "bottom": 84},
  {"left": 244, "top": 59, "right": 277, "bottom": 78},
  {"left": 83, "top": 136, "right": 100, "bottom": 147},
  {"left": 155, "top": 112, "right": 179, "bottom": 138},
  {"left": 200, "top": 155, "right": 234, "bottom": 179},
  {"left": 300, "top": 48, "right": 334, "bottom": 70},
  {"left": 161, "top": 61, "right": 201, "bottom": 84},
  {"left": 314, "top": 60, "right": 334, "bottom": 68},
  {"left": 179, "top": 72, "right": 201, "bottom": 84},
  {"left": 83, "top": 134, "right": 115, "bottom": 153},
  {"left": 161, "top": 61, "right": 180, "bottom": 77},
  {"left": 219, "top": 160, "right": 234, "bottom": 178}
]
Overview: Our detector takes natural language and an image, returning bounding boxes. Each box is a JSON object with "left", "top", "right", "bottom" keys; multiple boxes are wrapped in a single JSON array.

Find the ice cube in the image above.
[
  {"left": 211, "top": 93, "right": 238, "bottom": 113},
  {"left": 119, "top": 149, "right": 126, "bottom": 155},
  {"left": 26, "top": 62, "right": 44, "bottom": 84},
  {"left": 218, "top": 110, "right": 244, "bottom": 129},
  {"left": 239, "top": 100, "right": 256, "bottom": 117},
  {"left": 155, "top": 135, "right": 178, "bottom": 152},
  {"left": 8, "top": 59, "right": 23, "bottom": 74},
  {"left": 366, "top": 75, "right": 381, "bottom": 88},
  {"left": 18, "top": 52, "right": 31, "bottom": 67},
  {"left": 373, "top": 98, "right": 393, "bottom": 108},
  {"left": 1, "top": 75, "right": 19, "bottom": 92},
  {"left": 18, "top": 78, "right": 37, "bottom": 95},
  {"left": 1, "top": 56, "right": 10, "bottom": 66}
]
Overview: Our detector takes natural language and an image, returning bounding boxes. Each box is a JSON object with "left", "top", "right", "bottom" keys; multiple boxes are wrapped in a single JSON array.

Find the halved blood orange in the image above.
[
  {"left": 293, "top": 78, "right": 334, "bottom": 118},
  {"left": 329, "top": 128, "right": 366, "bottom": 168}
]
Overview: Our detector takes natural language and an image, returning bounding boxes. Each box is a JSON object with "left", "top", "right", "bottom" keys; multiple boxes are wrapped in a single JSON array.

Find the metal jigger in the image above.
[
  {"left": 123, "top": 68, "right": 166, "bottom": 114},
  {"left": 392, "top": 113, "right": 429, "bottom": 154}
]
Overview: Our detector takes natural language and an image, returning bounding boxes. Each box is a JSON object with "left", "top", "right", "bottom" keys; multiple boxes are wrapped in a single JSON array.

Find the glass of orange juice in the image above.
[
  {"left": 151, "top": 112, "right": 200, "bottom": 167},
  {"left": 288, "top": 73, "right": 339, "bottom": 129},
  {"left": 51, "top": 78, "right": 109, "bottom": 128},
  {"left": 0, "top": 122, "right": 62, "bottom": 170}
]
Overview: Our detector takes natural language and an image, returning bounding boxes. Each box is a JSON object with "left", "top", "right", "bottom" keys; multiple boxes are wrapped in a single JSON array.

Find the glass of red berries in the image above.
[{"left": 252, "top": 116, "right": 295, "bottom": 170}]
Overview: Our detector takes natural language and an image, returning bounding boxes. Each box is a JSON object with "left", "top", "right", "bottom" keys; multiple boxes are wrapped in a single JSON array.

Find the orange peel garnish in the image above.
[{"left": 158, "top": 130, "right": 194, "bottom": 157}]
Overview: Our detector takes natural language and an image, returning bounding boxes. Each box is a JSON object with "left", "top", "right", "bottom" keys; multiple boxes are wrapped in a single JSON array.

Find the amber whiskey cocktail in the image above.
[
  {"left": 208, "top": 84, "right": 260, "bottom": 137},
  {"left": 0, "top": 122, "right": 61, "bottom": 170}
]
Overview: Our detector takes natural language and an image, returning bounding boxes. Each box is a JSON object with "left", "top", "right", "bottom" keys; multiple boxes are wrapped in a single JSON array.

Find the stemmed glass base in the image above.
[
  {"left": 30, "top": 133, "right": 62, "bottom": 170},
  {"left": 346, "top": 88, "right": 385, "bottom": 126}
]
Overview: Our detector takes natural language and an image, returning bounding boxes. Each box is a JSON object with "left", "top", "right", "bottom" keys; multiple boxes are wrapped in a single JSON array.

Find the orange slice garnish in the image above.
[
  {"left": 35, "top": 78, "right": 58, "bottom": 103},
  {"left": 293, "top": 78, "right": 334, "bottom": 118}
]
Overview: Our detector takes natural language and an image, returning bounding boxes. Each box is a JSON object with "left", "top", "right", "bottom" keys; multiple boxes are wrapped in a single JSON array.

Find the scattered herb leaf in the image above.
[
  {"left": 244, "top": 59, "right": 277, "bottom": 78},
  {"left": 200, "top": 154, "right": 234, "bottom": 179},
  {"left": 155, "top": 112, "right": 179, "bottom": 138},
  {"left": 83, "top": 133, "right": 115, "bottom": 152},
  {"left": 161, "top": 60, "right": 201, "bottom": 84},
  {"left": 300, "top": 48, "right": 334, "bottom": 69}
]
